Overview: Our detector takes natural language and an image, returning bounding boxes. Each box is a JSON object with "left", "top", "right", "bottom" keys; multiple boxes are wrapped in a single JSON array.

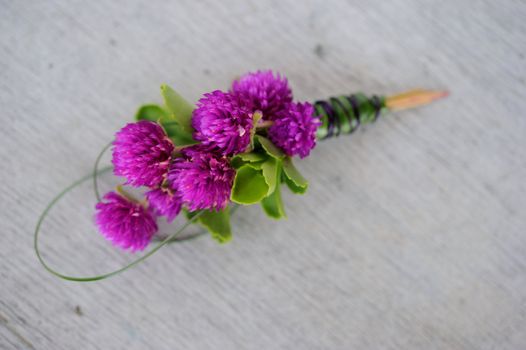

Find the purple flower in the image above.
[
  {"left": 167, "top": 145, "right": 235, "bottom": 211},
  {"left": 95, "top": 191, "right": 158, "bottom": 252},
  {"left": 145, "top": 187, "right": 182, "bottom": 223},
  {"left": 231, "top": 70, "right": 292, "bottom": 119},
  {"left": 192, "top": 90, "right": 253, "bottom": 156},
  {"left": 268, "top": 102, "right": 321, "bottom": 158},
  {"left": 112, "top": 121, "right": 174, "bottom": 187}
]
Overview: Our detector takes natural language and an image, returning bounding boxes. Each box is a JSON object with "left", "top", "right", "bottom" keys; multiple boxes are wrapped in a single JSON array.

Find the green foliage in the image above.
[
  {"left": 261, "top": 182, "right": 286, "bottom": 219},
  {"left": 261, "top": 157, "right": 279, "bottom": 195},
  {"left": 282, "top": 157, "right": 308, "bottom": 192},
  {"left": 233, "top": 152, "right": 267, "bottom": 163},
  {"left": 169, "top": 128, "right": 198, "bottom": 146},
  {"left": 160, "top": 84, "right": 195, "bottom": 133},
  {"left": 231, "top": 165, "right": 269, "bottom": 204},
  {"left": 260, "top": 156, "right": 287, "bottom": 219},
  {"left": 135, "top": 102, "right": 196, "bottom": 146},
  {"left": 230, "top": 141, "right": 308, "bottom": 220},
  {"left": 136, "top": 84, "right": 198, "bottom": 146},
  {"left": 283, "top": 175, "right": 307, "bottom": 194},
  {"left": 231, "top": 152, "right": 266, "bottom": 169},
  {"left": 135, "top": 104, "right": 166, "bottom": 122},
  {"left": 255, "top": 135, "right": 285, "bottom": 159},
  {"left": 197, "top": 208, "right": 232, "bottom": 243}
]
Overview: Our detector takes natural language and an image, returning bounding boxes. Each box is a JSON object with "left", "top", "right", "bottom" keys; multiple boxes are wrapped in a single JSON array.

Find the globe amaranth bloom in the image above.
[
  {"left": 192, "top": 90, "right": 253, "bottom": 156},
  {"left": 231, "top": 70, "right": 292, "bottom": 119},
  {"left": 167, "top": 145, "right": 235, "bottom": 211},
  {"left": 95, "top": 191, "right": 158, "bottom": 251},
  {"left": 112, "top": 120, "right": 174, "bottom": 187},
  {"left": 268, "top": 102, "right": 321, "bottom": 158},
  {"left": 145, "top": 187, "right": 182, "bottom": 223}
]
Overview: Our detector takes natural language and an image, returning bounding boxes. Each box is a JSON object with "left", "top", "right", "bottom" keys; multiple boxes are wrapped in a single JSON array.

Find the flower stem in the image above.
[
  {"left": 256, "top": 120, "right": 274, "bottom": 129},
  {"left": 116, "top": 185, "right": 139, "bottom": 203},
  {"left": 385, "top": 89, "right": 449, "bottom": 111}
]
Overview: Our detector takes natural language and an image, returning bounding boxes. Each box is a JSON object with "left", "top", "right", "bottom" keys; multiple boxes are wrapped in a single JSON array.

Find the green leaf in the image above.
[
  {"left": 233, "top": 152, "right": 267, "bottom": 163},
  {"left": 135, "top": 104, "right": 168, "bottom": 121},
  {"left": 282, "top": 157, "right": 308, "bottom": 192},
  {"left": 230, "top": 157, "right": 245, "bottom": 169},
  {"left": 230, "top": 154, "right": 266, "bottom": 170},
  {"left": 260, "top": 157, "right": 280, "bottom": 195},
  {"left": 231, "top": 165, "right": 269, "bottom": 204},
  {"left": 261, "top": 178, "right": 286, "bottom": 219},
  {"left": 160, "top": 84, "right": 195, "bottom": 133},
  {"left": 197, "top": 209, "right": 232, "bottom": 244},
  {"left": 283, "top": 175, "right": 307, "bottom": 194},
  {"left": 135, "top": 103, "right": 196, "bottom": 146},
  {"left": 168, "top": 127, "right": 198, "bottom": 146},
  {"left": 244, "top": 161, "right": 264, "bottom": 170},
  {"left": 256, "top": 135, "right": 285, "bottom": 159}
]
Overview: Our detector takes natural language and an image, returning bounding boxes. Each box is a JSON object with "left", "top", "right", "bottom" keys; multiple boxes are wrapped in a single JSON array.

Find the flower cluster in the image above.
[{"left": 95, "top": 70, "right": 320, "bottom": 251}]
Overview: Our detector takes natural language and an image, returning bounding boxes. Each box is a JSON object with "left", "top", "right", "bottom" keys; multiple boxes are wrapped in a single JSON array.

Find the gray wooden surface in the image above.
[{"left": 1, "top": 0, "right": 525, "bottom": 349}]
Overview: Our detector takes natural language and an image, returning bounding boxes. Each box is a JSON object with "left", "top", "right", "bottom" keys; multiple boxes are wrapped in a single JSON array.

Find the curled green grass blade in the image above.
[
  {"left": 93, "top": 142, "right": 112, "bottom": 202},
  {"left": 34, "top": 166, "right": 204, "bottom": 282}
]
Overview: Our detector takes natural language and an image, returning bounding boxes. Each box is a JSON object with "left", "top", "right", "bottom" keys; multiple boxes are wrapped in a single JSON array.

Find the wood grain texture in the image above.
[{"left": 1, "top": 0, "right": 525, "bottom": 349}]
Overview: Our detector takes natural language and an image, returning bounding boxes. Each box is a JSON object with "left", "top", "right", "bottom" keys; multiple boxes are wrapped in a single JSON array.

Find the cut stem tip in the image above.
[{"left": 386, "top": 89, "right": 449, "bottom": 111}]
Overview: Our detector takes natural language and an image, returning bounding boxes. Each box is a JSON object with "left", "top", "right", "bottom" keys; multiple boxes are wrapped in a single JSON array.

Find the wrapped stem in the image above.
[
  {"left": 314, "top": 93, "right": 387, "bottom": 140},
  {"left": 313, "top": 89, "right": 448, "bottom": 140}
]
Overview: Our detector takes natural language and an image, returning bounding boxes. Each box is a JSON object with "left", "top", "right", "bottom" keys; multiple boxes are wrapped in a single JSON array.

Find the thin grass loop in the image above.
[
  {"left": 34, "top": 166, "right": 204, "bottom": 282},
  {"left": 93, "top": 142, "right": 112, "bottom": 202}
]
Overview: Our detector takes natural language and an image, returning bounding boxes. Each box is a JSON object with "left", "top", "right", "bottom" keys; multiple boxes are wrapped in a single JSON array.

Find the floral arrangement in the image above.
[{"left": 35, "top": 70, "right": 446, "bottom": 281}]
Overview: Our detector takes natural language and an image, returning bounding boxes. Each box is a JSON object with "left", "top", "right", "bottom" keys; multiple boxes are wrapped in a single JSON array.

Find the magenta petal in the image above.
[
  {"left": 145, "top": 187, "right": 182, "bottom": 223},
  {"left": 192, "top": 90, "right": 253, "bottom": 156},
  {"left": 231, "top": 70, "right": 292, "bottom": 119},
  {"left": 167, "top": 145, "right": 235, "bottom": 211},
  {"left": 112, "top": 121, "right": 174, "bottom": 187},
  {"left": 95, "top": 191, "right": 158, "bottom": 252},
  {"left": 268, "top": 102, "right": 321, "bottom": 158}
]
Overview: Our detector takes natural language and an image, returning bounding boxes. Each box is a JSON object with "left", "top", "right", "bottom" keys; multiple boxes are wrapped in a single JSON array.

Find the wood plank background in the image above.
[{"left": 1, "top": 0, "right": 525, "bottom": 349}]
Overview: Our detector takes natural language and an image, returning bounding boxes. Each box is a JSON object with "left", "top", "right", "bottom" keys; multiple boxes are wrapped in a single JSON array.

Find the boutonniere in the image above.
[{"left": 35, "top": 70, "right": 447, "bottom": 281}]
